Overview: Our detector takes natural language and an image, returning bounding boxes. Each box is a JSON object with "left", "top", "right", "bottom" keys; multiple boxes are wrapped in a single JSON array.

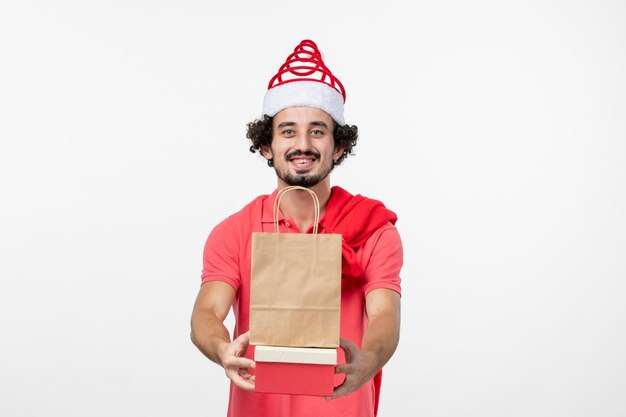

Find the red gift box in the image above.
[{"left": 254, "top": 345, "right": 337, "bottom": 396}]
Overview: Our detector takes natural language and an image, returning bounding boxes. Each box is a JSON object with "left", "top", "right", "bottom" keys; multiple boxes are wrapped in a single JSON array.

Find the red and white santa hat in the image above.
[{"left": 262, "top": 39, "right": 346, "bottom": 125}]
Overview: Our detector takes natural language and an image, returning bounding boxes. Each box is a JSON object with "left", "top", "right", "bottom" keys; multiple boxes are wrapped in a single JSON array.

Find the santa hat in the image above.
[{"left": 262, "top": 39, "right": 346, "bottom": 125}]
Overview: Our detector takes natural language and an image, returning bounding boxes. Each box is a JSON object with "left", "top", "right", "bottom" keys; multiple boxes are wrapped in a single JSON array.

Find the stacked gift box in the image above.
[{"left": 254, "top": 345, "right": 337, "bottom": 396}]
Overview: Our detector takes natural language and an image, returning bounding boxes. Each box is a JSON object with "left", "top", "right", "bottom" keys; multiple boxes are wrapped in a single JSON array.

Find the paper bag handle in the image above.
[{"left": 273, "top": 186, "right": 320, "bottom": 234}]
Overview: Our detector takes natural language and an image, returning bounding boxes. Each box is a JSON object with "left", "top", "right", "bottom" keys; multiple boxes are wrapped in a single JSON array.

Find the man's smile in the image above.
[
  {"left": 290, "top": 157, "right": 315, "bottom": 169},
  {"left": 286, "top": 151, "right": 319, "bottom": 171}
]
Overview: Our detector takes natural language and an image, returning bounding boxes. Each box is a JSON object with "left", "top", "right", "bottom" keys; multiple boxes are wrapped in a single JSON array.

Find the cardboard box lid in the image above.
[{"left": 254, "top": 345, "right": 337, "bottom": 365}]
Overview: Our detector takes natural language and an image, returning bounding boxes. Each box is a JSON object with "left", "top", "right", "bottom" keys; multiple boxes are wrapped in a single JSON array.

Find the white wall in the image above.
[{"left": 1, "top": 1, "right": 624, "bottom": 416}]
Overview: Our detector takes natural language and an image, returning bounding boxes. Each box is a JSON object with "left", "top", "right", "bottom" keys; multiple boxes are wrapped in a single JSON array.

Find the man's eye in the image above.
[
  {"left": 311, "top": 129, "right": 324, "bottom": 135},
  {"left": 282, "top": 129, "right": 295, "bottom": 135}
]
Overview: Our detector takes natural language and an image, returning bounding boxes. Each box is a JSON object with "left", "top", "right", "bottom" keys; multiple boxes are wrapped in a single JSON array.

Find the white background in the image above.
[{"left": 1, "top": 1, "right": 625, "bottom": 416}]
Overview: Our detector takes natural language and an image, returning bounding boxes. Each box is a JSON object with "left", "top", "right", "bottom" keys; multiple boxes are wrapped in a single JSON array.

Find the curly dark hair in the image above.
[{"left": 246, "top": 115, "right": 358, "bottom": 168}]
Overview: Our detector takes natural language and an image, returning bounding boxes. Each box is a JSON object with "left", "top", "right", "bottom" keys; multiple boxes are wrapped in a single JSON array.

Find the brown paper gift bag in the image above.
[{"left": 250, "top": 186, "right": 342, "bottom": 348}]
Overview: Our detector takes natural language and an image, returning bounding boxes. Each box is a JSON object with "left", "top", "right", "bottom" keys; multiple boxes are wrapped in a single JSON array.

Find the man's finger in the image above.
[
  {"left": 331, "top": 379, "right": 353, "bottom": 399},
  {"left": 224, "top": 356, "right": 256, "bottom": 369},
  {"left": 231, "top": 332, "right": 251, "bottom": 355},
  {"left": 334, "top": 363, "right": 350, "bottom": 374},
  {"left": 339, "top": 337, "right": 357, "bottom": 350},
  {"left": 339, "top": 337, "right": 359, "bottom": 359},
  {"left": 227, "top": 369, "right": 255, "bottom": 391},
  {"left": 233, "top": 331, "right": 250, "bottom": 344}
]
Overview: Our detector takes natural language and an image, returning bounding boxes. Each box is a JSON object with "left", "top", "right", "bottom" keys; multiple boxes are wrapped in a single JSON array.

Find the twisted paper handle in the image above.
[{"left": 273, "top": 186, "right": 320, "bottom": 234}]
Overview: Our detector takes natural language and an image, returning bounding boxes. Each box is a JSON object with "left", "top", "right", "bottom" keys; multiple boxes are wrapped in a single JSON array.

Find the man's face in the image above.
[{"left": 262, "top": 107, "right": 344, "bottom": 188}]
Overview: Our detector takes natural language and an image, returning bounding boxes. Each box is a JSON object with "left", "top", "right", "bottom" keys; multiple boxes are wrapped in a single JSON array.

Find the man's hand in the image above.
[
  {"left": 327, "top": 289, "right": 401, "bottom": 400},
  {"left": 327, "top": 337, "right": 378, "bottom": 399},
  {"left": 218, "top": 331, "right": 256, "bottom": 391}
]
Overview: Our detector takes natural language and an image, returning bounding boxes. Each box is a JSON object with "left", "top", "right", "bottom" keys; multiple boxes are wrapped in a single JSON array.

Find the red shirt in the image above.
[{"left": 201, "top": 188, "right": 403, "bottom": 417}]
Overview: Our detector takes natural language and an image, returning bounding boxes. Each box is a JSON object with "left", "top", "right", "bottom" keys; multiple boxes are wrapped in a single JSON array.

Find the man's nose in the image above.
[{"left": 293, "top": 131, "right": 312, "bottom": 150}]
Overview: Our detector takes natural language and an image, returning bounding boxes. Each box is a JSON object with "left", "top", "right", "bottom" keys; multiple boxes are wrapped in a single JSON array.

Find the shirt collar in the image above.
[{"left": 261, "top": 188, "right": 283, "bottom": 223}]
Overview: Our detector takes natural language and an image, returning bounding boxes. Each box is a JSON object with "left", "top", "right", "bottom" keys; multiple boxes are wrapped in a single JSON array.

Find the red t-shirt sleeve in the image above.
[
  {"left": 200, "top": 215, "right": 241, "bottom": 291},
  {"left": 361, "top": 223, "right": 403, "bottom": 296}
]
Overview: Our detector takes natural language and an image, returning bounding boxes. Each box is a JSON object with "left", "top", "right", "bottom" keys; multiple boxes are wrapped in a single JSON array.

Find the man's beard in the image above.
[
  {"left": 281, "top": 171, "right": 326, "bottom": 187},
  {"left": 274, "top": 150, "right": 333, "bottom": 188}
]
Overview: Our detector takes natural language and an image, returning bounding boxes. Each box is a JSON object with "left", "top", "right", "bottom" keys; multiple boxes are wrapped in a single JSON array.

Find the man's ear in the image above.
[
  {"left": 260, "top": 145, "right": 273, "bottom": 161},
  {"left": 333, "top": 146, "right": 345, "bottom": 162}
]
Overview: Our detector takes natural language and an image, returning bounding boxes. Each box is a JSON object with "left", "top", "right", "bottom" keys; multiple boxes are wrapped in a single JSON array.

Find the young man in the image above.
[{"left": 190, "top": 40, "right": 403, "bottom": 417}]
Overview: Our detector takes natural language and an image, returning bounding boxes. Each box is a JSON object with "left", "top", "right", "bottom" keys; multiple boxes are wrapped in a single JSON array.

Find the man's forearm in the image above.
[
  {"left": 190, "top": 312, "right": 231, "bottom": 366},
  {"left": 361, "top": 311, "right": 401, "bottom": 375},
  {"left": 190, "top": 281, "right": 236, "bottom": 367},
  {"left": 362, "top": 288, "right": 401, "bottom": 375}
]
